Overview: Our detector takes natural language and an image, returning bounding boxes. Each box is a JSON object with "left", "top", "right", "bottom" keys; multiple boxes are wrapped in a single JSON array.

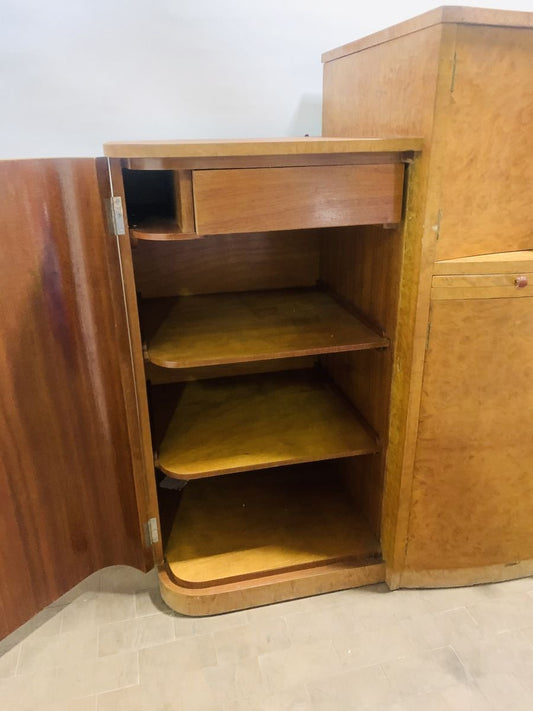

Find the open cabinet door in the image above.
[{"left": 0, "top": 159, "right": 156, "bottom": 637}]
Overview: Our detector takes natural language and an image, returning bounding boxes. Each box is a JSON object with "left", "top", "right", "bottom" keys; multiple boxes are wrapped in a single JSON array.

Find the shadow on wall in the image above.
[{"left": 287, "top": 93, "right": 322, "bottom": 136}]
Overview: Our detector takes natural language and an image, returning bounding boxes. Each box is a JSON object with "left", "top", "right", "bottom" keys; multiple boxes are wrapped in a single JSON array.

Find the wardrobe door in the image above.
[{"left": 0, "top": 159, "right": 153, "bottom": 637}]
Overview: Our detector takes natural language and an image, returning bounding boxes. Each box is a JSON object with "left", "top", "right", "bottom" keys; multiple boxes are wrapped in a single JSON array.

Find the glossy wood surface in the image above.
[
  {"left": 404, "top": 297, "right": 533, "bottom": 573},
  {"left": 157, "top": 370, "right": 379, "bottom": 479},
  {"left": 193, "top": 164, "right": 404, "bottom": 234},
  {"left": 0, "top": 160, "right": 148, "bottom": 636},
  {"left": 104, "top": 137, "right": 423, "bottom": 159},
  {"left": 165, "top": 464, "right": 380, "bottom": 587},
  {"left": 130, "top": 219, "right": 198, "bottom": 241},
  {"left": 132, "top": 231, "right": 319, "bottom": 298},
  {"left": 145, "top": 288, "right": 388, "bottom": 369}
]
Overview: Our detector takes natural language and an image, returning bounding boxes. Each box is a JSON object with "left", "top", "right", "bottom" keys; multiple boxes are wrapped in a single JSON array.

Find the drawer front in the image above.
[
  {"left": 192, "top": 164, "right": 404, "bottom": 234},
  {"left": 431, "top": 272, "right": 533, "bottom": 300}
]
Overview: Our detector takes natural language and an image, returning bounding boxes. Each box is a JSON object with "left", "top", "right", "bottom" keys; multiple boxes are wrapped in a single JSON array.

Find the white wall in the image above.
[{"left": 1, "top": 0, "right": 531, "bottom": 158}]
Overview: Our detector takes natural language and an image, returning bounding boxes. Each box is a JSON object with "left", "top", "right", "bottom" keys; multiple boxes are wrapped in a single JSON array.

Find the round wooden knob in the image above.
[{"left": 515, "top": 275, "right": 528, "bottom": 288}]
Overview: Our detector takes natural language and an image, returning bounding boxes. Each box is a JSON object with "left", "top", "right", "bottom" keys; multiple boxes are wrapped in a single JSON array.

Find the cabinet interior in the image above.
[{"left": 124, "top": 159, "right": 403, "bottom": 609}]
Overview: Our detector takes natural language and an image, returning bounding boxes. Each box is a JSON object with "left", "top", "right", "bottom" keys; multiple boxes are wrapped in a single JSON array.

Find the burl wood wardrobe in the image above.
[{"left": 2, "top": 6, "right": 532, "bottom": 638}]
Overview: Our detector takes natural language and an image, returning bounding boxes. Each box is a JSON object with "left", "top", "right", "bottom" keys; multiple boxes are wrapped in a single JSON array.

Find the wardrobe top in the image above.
[
  {"left": 322, "top": 5, "right": 533, "bottom": 63},
  {"left": 103, "top": 137, "right": 423, "bottom": 159}
]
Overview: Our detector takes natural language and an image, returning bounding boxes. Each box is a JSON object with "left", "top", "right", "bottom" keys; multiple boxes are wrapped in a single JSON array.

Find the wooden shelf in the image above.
[
  {"left": 157, "top": 370, "right": 379, "bottom": 479},
  {"left": 165, "top": 464, "right": 381, "bottom": 587},
  {"left": 130, "top": 219, "right": 198, "bottom": 242},
  {"left": 145, "top": 288, "right": 388, "bottom": 369}
]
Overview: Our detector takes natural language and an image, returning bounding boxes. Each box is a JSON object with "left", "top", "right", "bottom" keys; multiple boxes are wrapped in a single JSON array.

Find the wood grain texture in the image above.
[
  {"left": 404, "top": 297, "right": 533, "bottom": 573},
  {"left": 0, "top": 159, "right": 148, "bottom": 636},
  {"left": 431, "top": 272, "right": 533, "bottom": 299},
  {"left": 399, "top": 559, "right": 533, "bottom": 589},
  {"left": 435, "top": 25, "right": 533, "bottom": 260},
  {"left": 125, "top": 152, "right": 414, "bottom": 171},
  {"left": 322, "top": 20, "right": 461, "bottom": 579},
  {"left": 434, "top": 251, "right": 533, "bottom": 275},
  {"left": 174, "top": 170, "right": 195, "bottom": 233},
  {"left": 165, "top": 465, "right": 381, "bottom": 586},
  {"left": 322, "top": 6, "right": 533, "bottom": 62},
  {"left": 157, "top": 370, "right": 379, "bottom": 479},
  {"left": 104, "top": 137, "right": 423, "bottom": 159},
  {"left": 145, "top": 288, "right": 388, "bottom": 369},
  {"left": 131, "top": 230, "right": 319, "bottom": 298},
  {"left": 319, "top": 224, "right": 404, "bottom": 538},
  {"left": 159, "top": 560, "right": 385, "bottom": 616},
  {"left": 145, "top": 357, "right": 317, "bottom": 385},
  {"left": 193, "top": 164, "right": 404, "bottom": 234}
]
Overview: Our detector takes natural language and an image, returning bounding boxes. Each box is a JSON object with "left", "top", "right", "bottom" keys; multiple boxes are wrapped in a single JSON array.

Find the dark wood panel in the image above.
[
  {"left": 193, "top": 164, "right": 405, "bottom": 234},
  {"left": 0, "top": 159, "right": 148, "bottom": 637},
  {"left": 132, "top": 231, "right": 319, "bottom": 298}
]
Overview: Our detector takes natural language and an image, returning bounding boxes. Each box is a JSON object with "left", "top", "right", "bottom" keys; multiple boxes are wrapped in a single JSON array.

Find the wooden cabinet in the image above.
[
  {"left": 103, "top": 137, "right": 420, "bottom": 614},
  {"left": 323, "top": 6, "right": 533, "bottom": 587}
]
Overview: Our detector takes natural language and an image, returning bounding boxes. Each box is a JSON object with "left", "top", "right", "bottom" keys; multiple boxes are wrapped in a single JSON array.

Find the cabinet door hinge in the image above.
[
  {"left": 432, "top": 209, "right": 442, "bottom": 241},
  {"left": 107, "top": 196, "right": 126, "bottom": 236},
  {"left": 144, "top": 517, "right": 160, "bottom": 546},
  {"left": 425, "top": 321, "right": 432, "bottom": 351}
]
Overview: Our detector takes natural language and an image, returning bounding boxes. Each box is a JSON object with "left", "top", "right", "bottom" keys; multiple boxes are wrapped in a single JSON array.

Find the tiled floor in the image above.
[{"left": 2, "top": 568, "right": 533, "bottom": 710}]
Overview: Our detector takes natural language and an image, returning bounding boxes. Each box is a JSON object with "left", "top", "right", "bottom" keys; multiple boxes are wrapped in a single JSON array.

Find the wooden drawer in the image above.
[
  {"left": 192, "top": 163, "right": 404, "bottom": 234},
  {"left": 431, "top": 272, "right": 533, "bottom": 300}
]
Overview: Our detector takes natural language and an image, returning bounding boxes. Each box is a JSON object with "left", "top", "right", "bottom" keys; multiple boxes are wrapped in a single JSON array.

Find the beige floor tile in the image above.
[
  {"left": 135, "top": 589, "right": 173, "bottom": 618},
  {"left": 333, "top": 616, "right": 423, "bottom": 667},
  {"left": 17, "top": 627, "right": 98, "bottom": 674},
  {"left": 381, "top": 646, "right": 467, "bottom": 697},
  {"left": 0, "top": 643, "right": 20, "bottom": 678},
  {"left": 95, "top": 592, "right": 137, "bottom": 626},
  {"left": 100, "top": 566, "right": 158, "bottom": 594},
  {"left": 42, "top": 696, "right": 98, "bottom": 711},
  {"left": 467, "top": 593, "right": 533, "bottom": 636},
  {"left": 53, "top": 651, "right": 139, "bottom": 700},
  {"left": 138, "top": 635, "right": 217, "bottom": 685},
  {"left": 260, "top": 685, "right": 313, "bottom": 710},
  {"left": 213, "top": 617, "right": 290, "bottom": 665},
  {"left": 98, "top": 613, "right": 175, "bottom": 656},
  {"left": 457, "top": 630, "right": 533, "bottom": 681},
  {"left": 437, "top": 683, "right": 492, "bottom": 710},
  {"left": 283, "top": 601, "right": 360, "bottom": 645},
  {"left": 0, "top": 605, "right": 64, "bottom": 654},
  {"left": 401, "top": 606, "right": 484, "bottom": 651},
  {"left": 475, "top": 673, "right": 533, "bottom": 711},
  {"left": 60, "top": 593, "right": 99, "bottom": 634},
  {"left": 97, "top": 682, "right": 181, "bottom": 711},
  {"left": 192, "top": 608, "right": 249, "bottom": 634},
  {"left": 417, "top": 584, "right": 501, "bottom": 614},
  {"left": 307, "top": 663, "right": 394, "bottom": 710},
  {"left": 258, "top": 639, "right": 341, "bottom": 693}
]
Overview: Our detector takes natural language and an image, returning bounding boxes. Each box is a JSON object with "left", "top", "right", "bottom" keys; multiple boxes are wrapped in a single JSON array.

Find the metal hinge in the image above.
[
  {"left": 426, "top": 321, "right": 432, "bottom": 351},
  {"left": 144, "top": 517, "right": 159, "bottom": 546},
  {"left": 107, "top": 196, "right": 126, "bottom": 236}
]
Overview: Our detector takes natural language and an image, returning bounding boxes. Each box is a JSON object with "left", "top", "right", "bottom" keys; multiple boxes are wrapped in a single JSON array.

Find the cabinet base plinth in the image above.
[
  {"left": 398, "top": 559, "right": 533, "bottom": 588},
  {"left": 158, "top": 561, "right": 385, "bottom": 616}
]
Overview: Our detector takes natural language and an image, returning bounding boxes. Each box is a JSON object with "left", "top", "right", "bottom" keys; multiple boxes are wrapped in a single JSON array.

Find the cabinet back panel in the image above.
[
  {"left": 0, "top": 159, "right": 147, "bottom": 637},
  {"left": 132, "top": 230, "right": 319, "bottom": 298}
]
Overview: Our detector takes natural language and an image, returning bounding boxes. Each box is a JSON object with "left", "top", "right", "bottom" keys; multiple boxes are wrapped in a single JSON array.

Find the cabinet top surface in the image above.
[
  {"left": 322, "top": 5, "right": 533, "bottom": 63},
  {"left": 103, "top": 137, "right": 422, "bottom": 159}
]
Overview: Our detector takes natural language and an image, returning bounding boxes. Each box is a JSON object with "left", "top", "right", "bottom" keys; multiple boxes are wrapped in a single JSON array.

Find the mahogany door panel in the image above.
[{"left": 0, "top": 159, "right": 149, "bottom": 637}]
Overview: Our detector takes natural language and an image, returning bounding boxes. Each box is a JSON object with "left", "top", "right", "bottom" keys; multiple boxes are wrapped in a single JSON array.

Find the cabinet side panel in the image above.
[
  {"left": 436, "top": 26, "right": 533, "bottom": 260},
  {"left": 405, "top": 298, "right": 533, "bottom": 573},
  {"left": 0, "top": 159, "right": 147, "bottom": 636},
  {"left": 322, "top": 24, "right": 442, "bottom": 138}
]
